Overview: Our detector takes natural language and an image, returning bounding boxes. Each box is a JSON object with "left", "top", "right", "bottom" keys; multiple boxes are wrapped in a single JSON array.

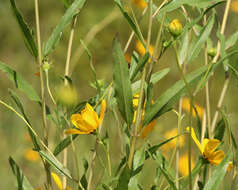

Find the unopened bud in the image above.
[
  {"left": 43, "top": 61, "right": 51, "bottom": 72},
  {"left": 55, "top": 85, "right": 78, "bottom": 106},
  {"left": 168, "top": 19, "right": 183, "bottom": 37},
  {"left": 207, "top": 48, "right": 217, "bottom": 57}
]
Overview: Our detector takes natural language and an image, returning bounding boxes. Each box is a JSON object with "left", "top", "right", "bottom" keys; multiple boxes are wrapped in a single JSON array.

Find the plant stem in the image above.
[
  {"left": 34, "top": 0, "right": 51, "bottom": 188},
  {"left": 128, "top": 0, "right": 153, "bottom": 169},
  {"left": 210, "top": 0, "right": 232, "bottom": 134},
  {"left": 62, "top": 15, "right": 78, "bottom": 189},
  {"left": 174, "top": 46, "right": 194, "bottom": 190}
]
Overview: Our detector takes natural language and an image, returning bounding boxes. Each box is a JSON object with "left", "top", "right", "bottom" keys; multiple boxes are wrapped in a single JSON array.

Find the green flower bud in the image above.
[
  {"left": 43, "top": 61, "right": 51, "bottom": 72},
  {"left": 55, "top": 85, "right": 78, "bottom": 107},
  {"left": 207, "top": 48, "right": 217, "bottom": 57},
  {"left": 168, "top": 19, "right": 183, "bottom": 37}
]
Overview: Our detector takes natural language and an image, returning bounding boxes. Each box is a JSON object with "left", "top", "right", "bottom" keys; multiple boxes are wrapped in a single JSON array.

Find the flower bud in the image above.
[
  {"left": 207, "top": 48, "right": 217, "bottom": 57},
  {"left": 55, "top": 85, "right": 78, "bottom": 107},
  {"left": 168, "top": 19, "right": 183, "bottom": 37},
  {"left": 43, "top": 61, "right": 51, "bottom": 72}
]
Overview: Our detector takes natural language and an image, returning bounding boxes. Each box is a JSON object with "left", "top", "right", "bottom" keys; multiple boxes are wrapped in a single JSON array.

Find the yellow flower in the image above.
[
  {"left": 162, "top": 128, "right": 185, "bottom": 151},
  {"left": 135, "top": 41, "right": 154, "bottom": 57},
  {"left": 65, "top": 100, "right": 106, "bottom": 135},
  {"left": 51, "top": 172, "right": 71, "bottom": 190},
  {"left": 231, "top": 0, "right": 238, "bottom": 13},
  {"left": 179, "top": 154, "right": 195, "bottom": 176},
  {"left": 187, "top": 127, "right": 225, "bottom": 165},
  {"left": 182, "top": 98, "right": 204, "bottom": 119},
  {"left": 132, "top": 0, "right": 147, "bottom": 9},
  {"left": 24, "top": 149, "right": 40, "bottom": 162},
  {"left": 168, "top": 19, "right": 183, "bottom": 37},
  {"left": 132, "top": 94, "right": 156, "bottom": 138}
]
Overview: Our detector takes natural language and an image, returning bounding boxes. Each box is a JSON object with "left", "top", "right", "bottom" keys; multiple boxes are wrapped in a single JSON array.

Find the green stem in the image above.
[
  {"left": 34, "top": 0, "right": 51, "bottom": 188},
  {"left": 45, "top": 70, "right": 56, "bottom": 105},
  {"left": 174, "top": 45, "right": 194, "bottom": 190},
  {"left": 128, "top": 0, "right": 153, "bottom": 169}
]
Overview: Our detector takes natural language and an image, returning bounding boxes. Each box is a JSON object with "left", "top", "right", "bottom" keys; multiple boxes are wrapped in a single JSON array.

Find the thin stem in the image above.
[
  {"left": 45, "top": 71, "right": 56, "bottom": 105},
  {"left": 128, "top": 0, "right": 153, "bottom": 169},
  {"left": 174, "top": 46, "right": 194, "bottom": 190},
  {"left": 211, "top": 0, "right": 232, "bottom": 133},
  {"left": 34, "top": 0, "right": 51, "bottom": 188},
  {"left": 70, "top": 135, "right": 85, "bottom": 190},
  {"left": 62, "top": 15, "right": 78, "bottom": 189}
]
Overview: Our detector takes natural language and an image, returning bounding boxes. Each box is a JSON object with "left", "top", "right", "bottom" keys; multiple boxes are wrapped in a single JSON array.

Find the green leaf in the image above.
[
  {"left": 53, "top": 134, "right": 78, "bottom": 156},
  {"left": 130, "top": 52, "right": 149, "bottom": 82},
  {"left": 132, "top": 68, "right": 170, "bottom": 94},
  {"left": 113, "top": 37, "right": 134, "bottom": 125},
  {"left": 38, "top": 150, "right": 72, "bottom": 180},
  {"left": 116, "top": 165, "right": 131, "bottom": 190},
  {"left": 157, "top": 0, "right": 224, "bottom": 14},
  {"left": 0, "top": 61, "right": 41, "bottom": 102},
  {"left": 203, "top": 148, "right": 232, "bottom": 190},
  {"left": 143, "top": 56, "right": 225, "bottom": 126},
  {"left": 9, "top": 89, "right": 40, "bottom": 150},
  {"left": 114, "top": 0, "right": 145, "bottom": 46},
  {"left": 225, "top": 30, "right": 238, "bottom": 50},
  {"left": 43, "top": 0, "right": 86, "bottom": 56},
  {"left": 9, "top": 0, "right": 38, "bottom": 58},
  {"left": 187, "top": 13, "right": 215, "bottom": 64},
  {"left": 9, "top": 157, "right": 35, "bottom": 190},
  {"left": 214, "top": 119, "right": 225, "bottom": 141},
  {"left": 81, "top": 39, "right": 101, "bottom": 92}
]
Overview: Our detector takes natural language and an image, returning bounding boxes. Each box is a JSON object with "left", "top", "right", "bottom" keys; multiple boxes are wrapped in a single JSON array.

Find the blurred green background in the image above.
[{"left": 1, "top": 0, "right": 238, "bottom": 189}]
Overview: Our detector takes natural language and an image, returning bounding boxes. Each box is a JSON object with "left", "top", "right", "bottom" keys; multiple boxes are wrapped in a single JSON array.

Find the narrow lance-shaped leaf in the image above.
[
  {"left": 53, "top": 134, "right": 78, "bottom": 156},
  {"left": 130, "top": 52, "right": 149, "bottom": 82},
  {"left": 43, "top": 0, "right": 86, "bottom": 56},
  {"left": 9, "top": 157, "right": 35, "bottom": 190},
  {"left": 113, "top": 37, "right": 134, "bottom": 126},
  {"left": 114, "top": 0, "right": 145, "bottom": 46},
  {"left": 0, "top": 61, "right": 41, "bottom": 102},
  {"left": 116, "top": 165, "right": 131, "bottom": 190},
  {"left": 187, "top": 13, "right": 215, "bottom": 64},
  {"left": 154, "top": 0, "right": 224, "bottom": 16},
  {"left": 38, "top": 150, "right": 72, "bottom": 180},
  {"left": 9, "top": 0, "right": 38, "bottom": 58},
  {"left": 9, "top": 89, "right": 40, "bottom": 150},
  {"left": 143, "top": 63, "right": 216, "bottom": 127}
]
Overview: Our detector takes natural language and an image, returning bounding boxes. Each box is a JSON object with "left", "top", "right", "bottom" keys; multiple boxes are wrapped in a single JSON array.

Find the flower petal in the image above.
[
  {"left": 65, "top": 128, "right": 92, "bottom": 135},
  {"left": 203, "top": 139, "right": 220, "bottom": 159},
  {"left": 207, "top": 150, "right": 224, "bottom": 165},
  {"left": 140, "top": 120, "right": 156, "bottom": 138},
  {"left": 186, "top": 127, "right": 203, "bottom": 153},
  {"left": 51, "top": 172, "right": 63, "bottom": 190}
]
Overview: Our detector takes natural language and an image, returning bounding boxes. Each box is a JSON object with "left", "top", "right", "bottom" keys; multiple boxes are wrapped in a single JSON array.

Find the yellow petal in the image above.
[
  {"left": 65, "top": 128, "right": 92, "bottom": 135},
  {"left": 51, "top": 172, "right": 63, "bottom": 190},
  {"left": 186, "top": 127, "right": 203, "bottom": 153},
  {"left": 66, "top": 187, "right": 72, "bottom": 190},
  {"left": 179, "top": 154, "right": 195, "bottom": 176},
  {"left": 203, "top": 139, "right": 220, "bottom": 158},
  {"left": 201, "top": 138, "right": 209, "bottom": 153},
  {"left": 81, "top": 103, "right": 99, "bottom": 128},
  {"left": 71, "top": 114, "right": 94, "bottom": 132},
  {"left": 98, "top": 99, "right": 106, "bottom": 124},
  {"left": 207, "top": 150, "right": 224, "bottom": 165}
]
